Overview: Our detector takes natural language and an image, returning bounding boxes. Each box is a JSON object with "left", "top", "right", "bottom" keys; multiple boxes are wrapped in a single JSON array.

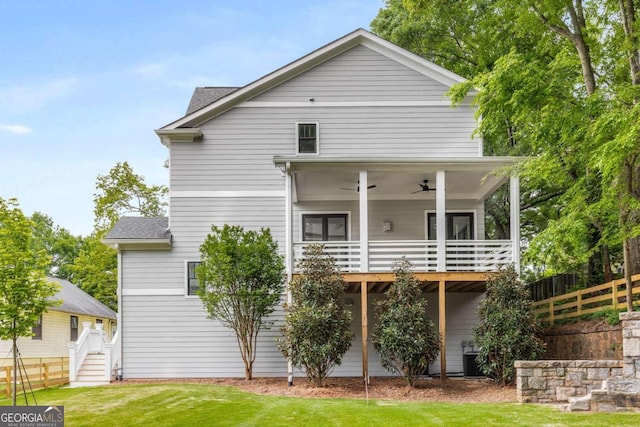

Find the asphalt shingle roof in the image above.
[
  {"left": 47, "top": 276, "right": 117, "bottom": 319},
  {"left": 104, "top": 217, "right": 170, "bottom": 240},
  {"left": 186, "top": 87, "right": 239, "bottom": 115}
]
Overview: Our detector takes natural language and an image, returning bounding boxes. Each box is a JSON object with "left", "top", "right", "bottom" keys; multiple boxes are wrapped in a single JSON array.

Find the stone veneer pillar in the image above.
[{"left": 620, "top": 312, "right": 640, "bottom": 380}]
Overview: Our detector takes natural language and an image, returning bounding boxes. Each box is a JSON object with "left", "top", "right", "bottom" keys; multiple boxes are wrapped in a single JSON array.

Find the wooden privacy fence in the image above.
[
  {"left": 533, "top": 274, "right": 640, "bottom": 325},
  {"left": 0, "top": 358, "right": 68, "bottom": 398}
]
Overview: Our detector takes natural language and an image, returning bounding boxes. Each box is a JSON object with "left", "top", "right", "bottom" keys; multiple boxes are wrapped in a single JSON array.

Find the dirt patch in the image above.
[{"left": 120, "top": 377, "right": 516, "bottom": 403}]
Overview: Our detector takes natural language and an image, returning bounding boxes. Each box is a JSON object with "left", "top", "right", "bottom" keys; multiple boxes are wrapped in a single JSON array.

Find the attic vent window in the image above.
[{"left": 297, "top": 122, "right": 319, "bottom": 154}]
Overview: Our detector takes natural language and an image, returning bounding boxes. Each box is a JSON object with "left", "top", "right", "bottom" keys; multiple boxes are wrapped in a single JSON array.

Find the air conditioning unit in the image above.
[{"left": 463, "top": 352, "right": 483, "bottom": 378}]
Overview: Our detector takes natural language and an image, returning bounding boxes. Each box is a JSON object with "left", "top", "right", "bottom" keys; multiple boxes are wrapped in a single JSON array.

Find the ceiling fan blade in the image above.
[
  {"left": 367, "top": 184, "right": 377, "bottom": 189},
  {"left": 411, "top": 189, "right": 423, "bottom": 194},
  {"left": 340, "top": 187, "right": 356, "bottom": 191}
]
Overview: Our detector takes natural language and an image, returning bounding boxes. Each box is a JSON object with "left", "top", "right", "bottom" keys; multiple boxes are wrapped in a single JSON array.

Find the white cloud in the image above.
[
  {"left": 0, "top": 124, "right": 33, "bottom": 135},
  {"left": 0, "top": 78, "right": 79, "bottom": 113}
]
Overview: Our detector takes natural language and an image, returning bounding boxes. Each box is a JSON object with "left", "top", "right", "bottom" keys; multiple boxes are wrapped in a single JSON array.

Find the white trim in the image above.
[
  {"left": 184, "top": 260, "right": 201, "bottom": 298},
  {"left": 510, "top": 175, "right": 521, "bottom": 273},
  {"left": 298, "top": 210, "right": 352, "bottom": 242},
  {"left": 122, "top": 289, "right": 185, "bottom": 296},
  {"left": 170, "top": 190, "right": 285, "bottom": 198},
  {"left": 295, "top": 122, "right": 320, "bottom": 155},
  {"left": 424, "top": 210, "right": 479, "bottom": 240},
  {"left": 239, "top": 100, "right": 461, "bottom": 108},
  {"left": 436, "top": 171, "right": 446, "bottom": 272}
]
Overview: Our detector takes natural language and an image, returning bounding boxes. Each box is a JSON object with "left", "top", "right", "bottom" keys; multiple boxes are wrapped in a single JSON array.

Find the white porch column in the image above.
[
  {"left": 436, "top": 171, "right": 446, "bottom": 272},
  {"left": 359, "top": 170, "right": 369, "bottom": 272},
  {"left": 509, "top": 174, "right": 521, "bottom": 273},
  {"left": 285, "top": 162, "right": 294, "bottom": 386}
]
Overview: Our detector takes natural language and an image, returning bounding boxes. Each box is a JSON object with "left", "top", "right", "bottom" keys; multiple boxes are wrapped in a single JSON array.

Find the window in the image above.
[
  {"left": 302, "top": 214, "right": 348, "bottom": 241},
  {"left": 187, "top": 261, "right": 201, "bottom": 296},
  {"left": 297, "top": 123, "right": 318, "bottom": 154},
  {"left": 70, "top": 316, "right": 78, "bottom": 341},
  {"left": 427, "top": 212, "right": 474, "bottom": 240},
  {"left": 32, "top": 315, "right": 42, "bottom": 340}
]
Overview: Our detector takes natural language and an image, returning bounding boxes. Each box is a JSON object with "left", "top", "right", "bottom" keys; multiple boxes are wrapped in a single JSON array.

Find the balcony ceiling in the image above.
[{"left": 293, "top": 169, "right": 507, "bottom": 202}]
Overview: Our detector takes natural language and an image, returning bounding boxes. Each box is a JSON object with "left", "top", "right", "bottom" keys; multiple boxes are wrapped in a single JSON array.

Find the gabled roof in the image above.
[
  {"left": 186, "top": 87, "right": 239, "bottom": 115},
  {"left": 102, "top": 217, "right": 171, "bottom": 250},
  {"left": 47, "top": 276, "right": 117, "bottom": 319},
  {"left": 159, "top": 28, "right": 467, "bottom": 130}
]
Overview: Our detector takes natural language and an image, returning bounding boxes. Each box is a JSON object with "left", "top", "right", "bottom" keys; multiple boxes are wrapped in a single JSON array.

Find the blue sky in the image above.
[{"left": 0, "top": 0, "right": 383, "bottom": 235}]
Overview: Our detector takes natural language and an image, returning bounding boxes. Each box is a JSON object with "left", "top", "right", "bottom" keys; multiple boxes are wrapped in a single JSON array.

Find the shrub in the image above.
[
  {"left": 278, "top": 243, "right": 352, "bottom": 386},
  {"left": 372, "top": 258, "right": 440, "bottom": 387},
  {"left": 473, "top": 264, "right": 546, "bottom": 385}
]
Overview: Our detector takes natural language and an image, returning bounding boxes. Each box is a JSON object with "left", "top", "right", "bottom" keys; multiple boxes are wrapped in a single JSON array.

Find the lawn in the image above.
[{"left": 1, "top": 383, "right": 639, "bottom": 426}]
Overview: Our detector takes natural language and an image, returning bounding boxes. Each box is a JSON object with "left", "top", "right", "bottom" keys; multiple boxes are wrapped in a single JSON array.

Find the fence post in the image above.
[
  {"left": 612, "top": 279, "right": 618, "bottom": 309},
  {"left": 577, "top": 292, "right": 582, "bottom": 316},
  {"left": 4, "top": 366, "right": 11, "bottom": 398},
  {"left": 43, "top": 363, "right": 49, "bottom": 388},
  {"left": 549, "top": 299, "right": 555, "bottom": 325}
]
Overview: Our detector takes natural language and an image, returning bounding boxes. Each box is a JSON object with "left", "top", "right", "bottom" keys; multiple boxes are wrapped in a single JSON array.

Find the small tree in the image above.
[
  {"left": 279, "top": 244, "right": 352, "bottom": 386},
  {"left": 473, "top": 264, "right": 546, "bottom": 385},
  {"left": 0, "top": 198, "right": 59, "bottom": 405},
  {"left": 196, "top": 225, "right": 284, "bottom": 380},
  {"left": 372, "top": 258, "right": 440, "bottom": 387}
]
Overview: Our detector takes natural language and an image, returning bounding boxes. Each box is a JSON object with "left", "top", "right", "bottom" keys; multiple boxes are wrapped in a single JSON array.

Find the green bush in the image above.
[
  {"left": 372, "top": 258, "right": 440, "bottom": 387},
  {"left": 473, "top": 264, "right": 546, "bottom": 385},
  {"left": 279, "top": 243, "right": 352, "bottom": 386}
]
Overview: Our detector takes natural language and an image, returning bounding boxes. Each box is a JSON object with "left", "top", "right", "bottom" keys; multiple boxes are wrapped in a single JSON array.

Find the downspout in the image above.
[{"left": 116, "top": 244, "right": 123, "bottom": 379}]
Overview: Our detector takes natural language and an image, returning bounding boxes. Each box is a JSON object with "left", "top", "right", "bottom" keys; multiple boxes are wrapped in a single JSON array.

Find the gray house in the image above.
[{"left": 104, "top": 29, "right": 520, "bottom": 380}]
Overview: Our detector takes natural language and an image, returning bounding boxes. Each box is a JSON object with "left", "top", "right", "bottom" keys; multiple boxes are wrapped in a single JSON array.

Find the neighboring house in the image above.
[
  {"left": 0, "top": 276, "right": 117, "bottom": 362},
  {"left": 104, "top": 29, "right": 521, "bottom": 380}
]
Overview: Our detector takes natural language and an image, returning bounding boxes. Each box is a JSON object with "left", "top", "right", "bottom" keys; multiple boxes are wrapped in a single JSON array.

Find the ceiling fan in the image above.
[
  {"left": 411, "top": 179, "right": 436, "bottom": 194},
  {"left": 341, "top": 180, "right": 377, "bottom": 192}
]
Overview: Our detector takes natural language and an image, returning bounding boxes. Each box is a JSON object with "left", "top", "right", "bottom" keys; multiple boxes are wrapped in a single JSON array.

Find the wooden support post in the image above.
[
  {"left": 612, "top": 280, "right": 619, "bottom": 309},
  {"left": 549, "top": 299, "right": 554, "bottom": 325},
  {"left": 439, "top": 279, "right": 446, "bottom": 385},
  {"left": 361, "top": 281, "right": 369, "bottom": 383},
  {"left": 577, "top": 293, "right": 582, "bottom": 316}
]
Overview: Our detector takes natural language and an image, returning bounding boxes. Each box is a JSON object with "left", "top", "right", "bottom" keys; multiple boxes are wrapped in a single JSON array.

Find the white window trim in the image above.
[
  {"left": 424, "top": 209, "right": 478, "bottom": 240},
  {"left": 299, "top": 211, "right": 352, "bottom": 242},
  {"left": 184, "top": 259, "right": 201, "bottom": 298},
  {"left": 295, "top": 122, "right": 320, "bottom": 155}
]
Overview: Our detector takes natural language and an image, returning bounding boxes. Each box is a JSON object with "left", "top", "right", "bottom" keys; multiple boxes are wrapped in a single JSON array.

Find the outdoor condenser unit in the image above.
[{"left": 463, "top": 352, "right": 483, "bottom": 377}]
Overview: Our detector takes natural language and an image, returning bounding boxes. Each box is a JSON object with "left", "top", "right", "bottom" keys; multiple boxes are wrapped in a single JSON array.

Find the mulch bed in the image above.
[{"left": 119, "top": 376, "right": 516, "bottom": 403}]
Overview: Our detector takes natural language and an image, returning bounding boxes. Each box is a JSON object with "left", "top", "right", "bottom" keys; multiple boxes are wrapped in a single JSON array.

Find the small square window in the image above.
[
  {"left": 70, "top": 316, "right": 78, "bottom": 341},
  {"left": 297, "top": 123, "right": 318, "bottom": 154},
  {"left": 187, "top": 261, "right": 201, "bottom": 296}
]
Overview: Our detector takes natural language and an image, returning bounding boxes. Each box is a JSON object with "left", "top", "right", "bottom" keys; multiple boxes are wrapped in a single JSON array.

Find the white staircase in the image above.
[
  {"left": 69, "top": 322, "right": 120, "bottom": 388},
  {"left": 73, "top": 353, "right": 111, "bottom": 387}
]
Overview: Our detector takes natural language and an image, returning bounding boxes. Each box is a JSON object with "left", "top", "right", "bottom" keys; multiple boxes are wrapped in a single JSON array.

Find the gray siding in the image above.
[
  {"left": 171, "top": 106, "right": 478, "bottom": 191},
  {"left": 253, "top": 45, "right": 450, "bottom": 102}
]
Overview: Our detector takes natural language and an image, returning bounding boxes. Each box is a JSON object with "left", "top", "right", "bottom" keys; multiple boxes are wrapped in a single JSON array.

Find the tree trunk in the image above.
[
  {"left": 12, "top": 334, "right": 17, "bottom": 406},
  {"left": 602, "top": 244, "right": 613, "bottom": 282},
  {"left": 629, "top": 236, "right": 640, "bottom": 275}
]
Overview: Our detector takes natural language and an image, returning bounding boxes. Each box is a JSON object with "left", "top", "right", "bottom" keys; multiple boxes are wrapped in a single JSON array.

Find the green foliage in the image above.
[
  {"left": 0, "top": 198, "right": 60, "bottom": 403},
  {"left": 279, "top": 243, "right": 352, "bottom": 386},
  {"left": 93, "top": 161, "right": 168, "bottom": 233},
  {"left": 473, "top": 265, "right": 546, "bottom": 385},
  {"left": 70, "top": 236, "right": 118, "bottom": 311},
  {"left": 197, "top": 225, "right": 285, "bottom": 380},
  {"left": 372, "top": 258, "right": 440, "bottom": 387},
  {"left": 30, "top": 212, "right": 83, "bottom": 281}
]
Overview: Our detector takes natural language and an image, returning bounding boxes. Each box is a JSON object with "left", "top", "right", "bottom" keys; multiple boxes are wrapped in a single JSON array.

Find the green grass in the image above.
[{"left": 1, "top": 383, "right": 639, "bottom": 426}]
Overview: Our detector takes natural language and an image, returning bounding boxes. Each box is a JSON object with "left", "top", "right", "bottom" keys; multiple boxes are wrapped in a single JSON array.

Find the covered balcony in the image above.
[{"left": 274, "top": 156, "right": 521, "bottom": 381}]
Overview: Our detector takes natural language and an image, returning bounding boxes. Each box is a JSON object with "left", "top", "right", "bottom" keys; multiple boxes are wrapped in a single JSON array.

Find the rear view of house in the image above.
[{"left": 104, "top": 29, "right": 521, "bottom": 380}]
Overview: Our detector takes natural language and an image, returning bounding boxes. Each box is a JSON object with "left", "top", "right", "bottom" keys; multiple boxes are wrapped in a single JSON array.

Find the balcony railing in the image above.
[{"left": 293, "top": 240, "right": 513, "bottom": 273}]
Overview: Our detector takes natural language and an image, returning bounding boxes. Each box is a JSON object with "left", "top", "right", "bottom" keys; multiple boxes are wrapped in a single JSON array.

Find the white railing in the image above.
[
  {"left": 369, "top": 240, "right": 437, "bottom": 272},
  {"left": 293, "top": 241, "right": 361, "bottom": 271},
  {"left": 445, "top": 240, "right": 513, "bottom": 271},
  {"left": 104, "top": 330, "right": 120, "bottom": 381},
  {"left": 68, "top": 322, "right": 92, "bottom": 382},
  {"left": 293, "top": 240, "right": 513, "bottom": 273}
]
